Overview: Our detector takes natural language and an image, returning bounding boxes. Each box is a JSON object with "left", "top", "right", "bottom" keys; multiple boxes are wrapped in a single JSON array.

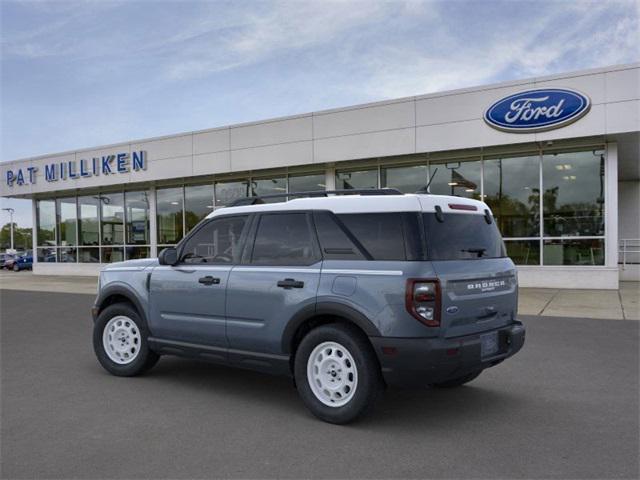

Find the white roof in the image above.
[{"left": 207, "top": 193, "right": 491, "bottom": 218}]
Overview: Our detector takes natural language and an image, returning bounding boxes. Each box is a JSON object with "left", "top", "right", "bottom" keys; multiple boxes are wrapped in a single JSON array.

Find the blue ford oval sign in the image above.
[{"left": 484, "top": 88, "right": 591, "bottom": 133}]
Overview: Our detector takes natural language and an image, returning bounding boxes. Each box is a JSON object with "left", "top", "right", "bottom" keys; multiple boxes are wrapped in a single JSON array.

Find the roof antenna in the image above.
[{"left": 416, "top": 167, "right": 438, "bottom": 194}]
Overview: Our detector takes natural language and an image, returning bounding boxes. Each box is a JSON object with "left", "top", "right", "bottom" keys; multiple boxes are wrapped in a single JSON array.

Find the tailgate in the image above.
[{"left": 432, "top": 258, "right": 518, "bottom": 338}]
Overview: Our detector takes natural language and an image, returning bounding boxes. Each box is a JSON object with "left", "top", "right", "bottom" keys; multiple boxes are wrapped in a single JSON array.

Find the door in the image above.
[
  {"left": 226, "top": 212, "right": 321, "bottom": 355},
  {"left": 149, "top": 214, "right": 250, "bottom": 348}
]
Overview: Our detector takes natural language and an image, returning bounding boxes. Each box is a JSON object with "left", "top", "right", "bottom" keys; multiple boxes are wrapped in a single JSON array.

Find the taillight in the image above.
[{"left": 406, "top": 279, "right": 441, "bottom": 327}]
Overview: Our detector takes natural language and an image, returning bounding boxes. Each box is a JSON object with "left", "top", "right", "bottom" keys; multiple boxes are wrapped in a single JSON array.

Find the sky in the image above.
[{"left": 1, "top": 0, "right": 639, "bottom": 228}]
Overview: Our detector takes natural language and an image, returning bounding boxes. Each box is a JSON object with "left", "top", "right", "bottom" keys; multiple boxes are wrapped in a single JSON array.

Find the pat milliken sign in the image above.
[
  {"left": 5, "top": 151, "right": 147, "bottom": 187},
  {"left": 484, "top": 88, "right": 591, "bottom": 133}
]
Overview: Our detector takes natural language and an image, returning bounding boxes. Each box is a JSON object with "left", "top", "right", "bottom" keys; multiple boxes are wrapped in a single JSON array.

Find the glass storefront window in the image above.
[
  {"left": 56, "top": 197, "right": 77, "bottom": 246},
  {"left": 36, "top": 200, "right": 56, "bottom": 246},
  {"left": 78, "top": 247, "right": 100, "bottom": 263},
  {"left": 483, "top": 155, "right": 540, "bottom": 238},
  {"left": 543, "top": 239, "right": 604, "bottom": 266},
  {"left": 157, "top": 187, "right": 184, "bottom": 244},
  {"left": 288, "top": 173, "right": 325, "bottom": 193},
  {"left": 126, "top": 246, "right": 150, "bottom": 260},
  {"left": 185, "top": 184, "right": 214, "bottom": 232},
  {"left": 102, "top": 246, "right": 124, "bottom": 263},
  {"left": 78, "top": 196, "right": 100, "bottom": 246},
  {"left": 125, "top": 191, "right": 150, "bottom": 245},
  {"left": 381, "top": 164, "right": 428, "bottom": 193},
  {"left": 251, "top": 177, "right": 286, "bottom": 202},
  {"left": 336, "top": 169, "right": 378, "bottom": 190},
  {"left": 542, "top": 150, "right": 605, "bottom": 237},
  {"left": 36, "top": 246, "right": 57, "bottom": 262},
  {"left": 58, "top": 247, "right": 77, "bottom": 263},
  {"left": 100, "top": 193, "right": 124, "bottom": 245},
  {"left": 504, "top": 240, "right": 540, "bottom": 266},
  {"left": 215, "top": 180, "right": 248, "bottom": 207},
  {"left": 429, "top": 159, "right": 481, "bottom": 199}
]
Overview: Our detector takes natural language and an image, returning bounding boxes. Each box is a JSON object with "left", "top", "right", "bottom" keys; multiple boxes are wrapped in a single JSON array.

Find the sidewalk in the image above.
[{"left": 1, "top": 271, "right": 638, "bottom": 320}]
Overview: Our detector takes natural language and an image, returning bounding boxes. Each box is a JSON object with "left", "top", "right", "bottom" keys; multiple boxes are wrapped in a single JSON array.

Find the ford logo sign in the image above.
[{"left": 484, "top": 88, "right": 591, "bottom": 133}]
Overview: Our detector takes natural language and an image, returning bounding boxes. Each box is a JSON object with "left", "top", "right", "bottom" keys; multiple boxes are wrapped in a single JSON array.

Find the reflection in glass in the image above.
[
  {"left": 543, "top": 239, "right": 604, "bottom": 265},
  {"left": 336, "top": 170, "right": 378, "bottom": 190},
  {"left": 125, "top": 191, "right": 150, "bottom": 245},
  {"left": 101, "top": 193, "right": 124, "bottom": 245},
  {"left": 542, "top": 150, "right": 605, "bottom": 237},
  {"left": 251, "top": 177, "right": 286, "bottom": 203},
  {"left": 157, "top": 187, "right": 183, "bottom": 244},
  {"left": 126, "top": 246, "right": 150, "bottom": 260},
  {"left": 215, "top": 180, "right": 248, "bottom": 207},
  {"left": 504, "top": 240, "right": 540, "bottom": 265},
  {"left": 381, "top": 164, "right": 428, "bottom": 193},
  {"left": 37, "top": 200, "right": 56, "bottom": 246},
  {"left": 37, "top": 246, "right": 57, "bottom": 262},
  {"left": 56, "top": 198, "right": 77, "bottom": 246},
  {"left": 78, "top": 247, "right": 100, "bottom": 263},
  {"left": 102, "top": 247, "right": 124, "bottom": 263},
  {"left": 483, "top": 155, "right": 540, "bottom": 238},
  {"left": 288, "top": 173, "right": 325, "bottom": 193},
  {"left": 185, "top": 184, "right": 214, "bottom": 232},
  {"left": 58, "top": 247, "right": 77, "bottom": 263},
  {"left": 429, "top": 160, "right": 481, "bottom": 199},
  {"left": 78, "top": 196, "right": 100, "bottom": 246}
]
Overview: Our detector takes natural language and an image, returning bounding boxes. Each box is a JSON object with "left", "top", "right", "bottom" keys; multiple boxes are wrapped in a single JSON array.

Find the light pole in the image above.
[{"left": 2, "top": 207, "right": 15, "bottom": 251}]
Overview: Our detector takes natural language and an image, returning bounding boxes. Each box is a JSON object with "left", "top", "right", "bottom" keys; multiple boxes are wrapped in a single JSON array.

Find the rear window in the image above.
[
  {"left": 423, "top": 213, "right": 506, "bottom": 260},
  {"left": 336, "top": 213, "right": 406, "bottom": 261}
]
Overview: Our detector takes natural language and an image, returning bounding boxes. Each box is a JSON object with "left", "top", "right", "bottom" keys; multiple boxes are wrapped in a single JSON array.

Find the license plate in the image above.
[{"left": 481, "top": 332, "right": 499, "bottom": 358}]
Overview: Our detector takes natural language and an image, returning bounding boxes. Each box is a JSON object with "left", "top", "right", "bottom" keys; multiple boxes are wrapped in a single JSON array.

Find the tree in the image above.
[{"left": 0, "top": 223, "right": 32, "bottom": 251}]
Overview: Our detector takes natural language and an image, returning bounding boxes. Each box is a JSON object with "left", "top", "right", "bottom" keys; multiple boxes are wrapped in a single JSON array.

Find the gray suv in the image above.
[{"left": 92, "top": 189, "right": 525, "bottom": 424}]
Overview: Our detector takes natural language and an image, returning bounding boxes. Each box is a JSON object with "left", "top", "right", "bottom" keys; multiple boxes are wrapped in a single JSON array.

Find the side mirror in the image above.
[{"left": 158, "top": 247, "right": 178, "bottom": 266}]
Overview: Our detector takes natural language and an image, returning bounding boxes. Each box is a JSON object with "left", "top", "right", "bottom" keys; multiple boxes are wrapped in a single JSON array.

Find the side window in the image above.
[
  {"left": 181, "top": 215, "right": 248, "bottom": 264},
  {"left": 313, "top": 211, "right": 366, "bottom": 260},
  {"left": 337, "top": 213, "right": 407, "bottom": 261},
  {"left": 251, "top": 213, "right": 319, "bottom": 266}
]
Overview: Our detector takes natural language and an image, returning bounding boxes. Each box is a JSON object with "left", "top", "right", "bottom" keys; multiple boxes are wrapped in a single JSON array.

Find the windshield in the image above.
[{"left": 423, "top": 213, "right": 506, "bottom": 261}]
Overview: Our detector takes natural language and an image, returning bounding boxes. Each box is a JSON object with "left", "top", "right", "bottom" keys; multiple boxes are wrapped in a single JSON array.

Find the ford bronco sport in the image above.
[{"left": 92, "top": 189, "right": 525, "bottom": 424}]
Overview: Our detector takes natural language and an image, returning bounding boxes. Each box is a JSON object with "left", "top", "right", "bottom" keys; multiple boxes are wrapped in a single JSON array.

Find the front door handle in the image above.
[
  {"left": 198, "top": 276, "right": 220, "bottom": 286},
  {"left": 277, "top": 278, "right": 304, "bottom": 289}
]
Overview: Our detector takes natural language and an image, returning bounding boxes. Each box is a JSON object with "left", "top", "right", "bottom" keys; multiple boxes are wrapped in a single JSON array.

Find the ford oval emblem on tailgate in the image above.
[{"left": 446, "top": 306, "right": 459, "bottom": 315}]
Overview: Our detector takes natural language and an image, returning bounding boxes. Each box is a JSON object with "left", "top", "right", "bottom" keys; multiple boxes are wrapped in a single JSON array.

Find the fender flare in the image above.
[
  {"left": 94, "top": 284, "right": 147, "bottom": 324},
  {"left": 281, "top": 301, "right": 381, "bottom": 354}
]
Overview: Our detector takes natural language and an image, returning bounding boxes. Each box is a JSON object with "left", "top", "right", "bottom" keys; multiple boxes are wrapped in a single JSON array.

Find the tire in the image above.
[
  {"left": 294, "top": 323, "right": 383, "bottom": 424},
  {"left": 93, "top": 302, "right": 159, "bottom": 377},
  {"left": 12, "top": 264, "right": 19, "bottom": 272},
  {"left": 432, "top": 370, "right": 482, "bottom": 388}
]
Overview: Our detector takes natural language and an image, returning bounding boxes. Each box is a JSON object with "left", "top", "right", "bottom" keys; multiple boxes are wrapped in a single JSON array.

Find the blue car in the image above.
[{"left": 13, "top": 252, "right": 33, "bottom": 271}]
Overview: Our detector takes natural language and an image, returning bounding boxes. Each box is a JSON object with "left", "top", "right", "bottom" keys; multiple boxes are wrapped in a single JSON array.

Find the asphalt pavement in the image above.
[{"left": 1, "top": 289, "right": 638, "bottom": 479}]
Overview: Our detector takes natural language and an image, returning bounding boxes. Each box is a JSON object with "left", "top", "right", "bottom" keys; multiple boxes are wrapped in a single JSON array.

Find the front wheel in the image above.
[
  {"left": 12, "top": 264, "right": 19, "bottom": 272},
  {"left": 93, "top": 303, "right": 159, "bottom": 376},
  {"left": 294, "top": 323, "right": 383, "bottom": 424}
]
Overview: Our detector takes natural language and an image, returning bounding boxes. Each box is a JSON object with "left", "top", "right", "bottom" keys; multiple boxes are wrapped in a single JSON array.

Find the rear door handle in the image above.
[
  {"left": 198, "top": 276, "right": 220, "bottom": 286},
  {"left": 277, "top": 278, "right": 304, "bottom": 289}
]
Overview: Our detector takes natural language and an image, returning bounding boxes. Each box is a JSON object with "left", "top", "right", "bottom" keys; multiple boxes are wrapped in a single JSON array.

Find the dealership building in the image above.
[{"left": 1, "top": 63, "right": 638, "bottom": 289}]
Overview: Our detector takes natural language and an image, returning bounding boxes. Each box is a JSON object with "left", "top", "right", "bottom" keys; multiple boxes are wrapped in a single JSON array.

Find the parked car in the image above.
[
  {"left": 12, "top": 252, "right": 33, "bottom": 271},
  {"left": 92, "top": 189, "right": 525, "bottom": 424},
  {"left": 2, "top": 253, "right": 17, "bottom": 270}
]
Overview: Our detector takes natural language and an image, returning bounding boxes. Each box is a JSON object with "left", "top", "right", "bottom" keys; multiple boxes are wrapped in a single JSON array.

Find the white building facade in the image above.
[{"left": 2, "top": 63, "right": 639, "bottom": 289}]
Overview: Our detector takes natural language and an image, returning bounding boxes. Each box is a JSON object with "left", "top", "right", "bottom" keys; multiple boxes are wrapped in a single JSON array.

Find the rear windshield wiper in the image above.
[{"left": 461, "top": 248, "right": 487, "bottom": 258}]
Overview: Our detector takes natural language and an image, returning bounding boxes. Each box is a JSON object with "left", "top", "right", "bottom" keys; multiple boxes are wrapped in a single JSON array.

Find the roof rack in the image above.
[{"left": 228, "top": 188, "right": 403, "bottom": 207}]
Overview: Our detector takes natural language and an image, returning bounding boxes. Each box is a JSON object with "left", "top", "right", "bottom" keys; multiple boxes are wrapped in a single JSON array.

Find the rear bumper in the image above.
[{"left": 370, "top": 321, "right": 525, "bottom": 387}]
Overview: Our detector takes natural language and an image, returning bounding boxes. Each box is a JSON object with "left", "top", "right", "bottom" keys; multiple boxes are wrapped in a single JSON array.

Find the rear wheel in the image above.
[
  {"left": 432, "top": 370, "right": 482, "bottom": 388},
  {"left": 93, "top": 302, "right": 159, "bottom": 376},
  {"left": 294, "top": 323, "right": 383, "bottom": 424},
  {"left": 12, "top": 263, "right": 19, "bottom": 272}
]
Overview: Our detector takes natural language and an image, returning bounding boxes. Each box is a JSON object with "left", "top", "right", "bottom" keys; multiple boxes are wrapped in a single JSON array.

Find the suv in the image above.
[{"left": 92, "top": 189, "right": 525, "bottom": 424}]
